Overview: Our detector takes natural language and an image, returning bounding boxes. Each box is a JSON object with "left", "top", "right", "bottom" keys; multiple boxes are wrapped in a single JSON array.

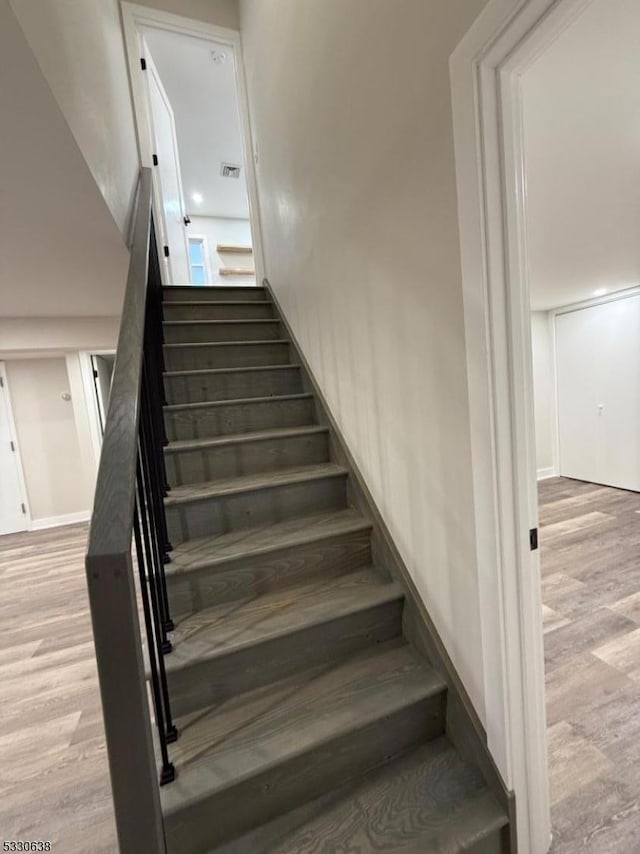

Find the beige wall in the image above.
[
  {"left": 240, "top": 0, "right": 489, "bottom": 718},
  {"left": 6, "top": 358, "right": 92, "bottom": 523},
  {"left": 9, "top": 0, "right": 139, "bottom": 235},
  {"left": 133, "top": 0, "right": 238, "bottom": 29}
]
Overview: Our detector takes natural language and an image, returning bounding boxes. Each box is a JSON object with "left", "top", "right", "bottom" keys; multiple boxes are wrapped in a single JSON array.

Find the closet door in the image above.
[{"left": 556, "top": 296, "right": 640, "bottom": 491}]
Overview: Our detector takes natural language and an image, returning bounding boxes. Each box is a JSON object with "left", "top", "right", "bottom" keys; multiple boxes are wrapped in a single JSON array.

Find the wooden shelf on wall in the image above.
[
  {"left": 217, "top": 244, "right": 253, "bottom": 255},
  {"left": 219, "top": 267, "right": 256, "bottom": 277}
]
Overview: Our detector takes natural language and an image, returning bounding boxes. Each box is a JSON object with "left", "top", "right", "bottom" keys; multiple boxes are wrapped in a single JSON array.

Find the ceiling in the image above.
[
  {"left": 144, "top": 27, "right": 250, "bottom": 220},
  {"left": 0, "top": 0, "right": 130, "bottom": 319},
  {"left": 523, "top": 0, "right": 640, "bottom": 311}
]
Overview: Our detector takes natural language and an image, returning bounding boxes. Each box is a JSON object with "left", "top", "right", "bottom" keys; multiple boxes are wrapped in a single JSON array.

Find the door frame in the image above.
[
  {"left": 450, "top": 0, "right": 597, "bottom": 850},
  {"left": 0, "top": 361, "right": 31, "bottom": 532},
  {"left": 121, "top": 2, "right": 266, "bottom": 285}
]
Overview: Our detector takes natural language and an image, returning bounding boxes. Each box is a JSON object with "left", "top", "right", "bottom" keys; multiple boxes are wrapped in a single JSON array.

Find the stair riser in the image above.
[
  {"left": 167, "top": 528, "right": 373, "bottom": 615},
  {"left": 163, "top": 286, "right": 266, "bottom": 302},
  {"left": 164, "top": 321, "right": 282, "bottom": 344},
  {"left": 164, "top": 368, "right": 303, "bottom": 406},
  {"left": 165, "top": 397, "right": 316, "bottom": 441},
  {"left": 163, "top": 303, "right": 274, "bottom": 321},
  {"left": 166, "top": 476, "right": 348, "bottom": 545},
  {"left": 164, "top": 342, "right": 291, "bottom": 372},
  {"left": 164, "top": 693, "right": 446, "bottom": 854},
  {"left": 168, "top": 599, "right": 404, "bottom": 717},
  {"left": 165, "top": 432, "right": 329, "bottom": 486}
]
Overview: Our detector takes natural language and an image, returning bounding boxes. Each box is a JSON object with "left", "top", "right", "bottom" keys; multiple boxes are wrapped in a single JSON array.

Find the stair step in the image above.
[
  {"left": 163, "top": 320, "right": 281, "bottom": 344},
  {"left": 166, "top": 508, "right": 373, "bottom": 614},
  {"left": 165, "top": 567, "right": 404, "bottom": 715},
  {"left": 163, "top": 365, "right": 303, "bottom": 405},
  {"left": 163, "top": 301, "right": 274, "bottom": 321},
  {"left": 164, "top": 426, "right": 330, "bottom": 486},
  {"left": 165, "top": 462, "right": 348, "bottom": 545},
  {"left": 163, "top": 340, "right": 290, "bottom": 371},
  {"left": 218, "top": 741, "right": 507, "bottom": 854},
  {"left": 161, "top": 644, "right": 447, "bottom": 853},
  {"left": 163, "top": 285, "right": 265, "bottom": 302},
  {"left": 164, "top": 393, "right": 316, "bottom": 441}
]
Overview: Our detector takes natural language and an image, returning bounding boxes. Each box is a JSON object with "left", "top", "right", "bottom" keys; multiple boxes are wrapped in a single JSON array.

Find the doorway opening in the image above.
[
  {"left": 453, "top": 0, "right": 640, "bottom": 849},
  {"left": 524, "top": 1, "right": 640, "bottom": 843},
  {"left": 122, "top": 4, "right": 262, "bottom": 287}
]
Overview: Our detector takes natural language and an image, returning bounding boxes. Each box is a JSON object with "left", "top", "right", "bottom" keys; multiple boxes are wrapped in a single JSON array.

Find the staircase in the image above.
[{"left": 156, "top": 284, "right": 511, "bottom": 853}]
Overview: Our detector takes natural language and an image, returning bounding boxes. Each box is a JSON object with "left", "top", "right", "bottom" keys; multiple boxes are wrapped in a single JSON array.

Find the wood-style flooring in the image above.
[
  {"left": 541, "top": 477, "right": 640, "bottom": 853},
  {"left": 0, "top": 523, "right": 117, "bottom": 853},
  {"left": 4, "top": 480, "right": 640, "bottom": 852}
]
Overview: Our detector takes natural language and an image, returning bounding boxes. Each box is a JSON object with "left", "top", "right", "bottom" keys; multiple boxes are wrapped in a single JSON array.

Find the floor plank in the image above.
[
  {"left": 0, "top": 523, "right": 117, "bottom": 852},
  {"left": 541, "top": 477, "right": 640, "bottom": 852}
]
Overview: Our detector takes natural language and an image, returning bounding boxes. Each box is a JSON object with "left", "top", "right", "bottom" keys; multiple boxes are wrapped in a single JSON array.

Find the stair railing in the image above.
[{"left": 85, "top": 167, "right": 176, "bottom": 854}]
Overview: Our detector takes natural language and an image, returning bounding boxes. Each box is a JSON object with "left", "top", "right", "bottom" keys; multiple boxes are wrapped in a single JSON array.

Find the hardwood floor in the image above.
[
  {"left": 0, "top": 523, "right": 117, "bottom": 853},
  {"left": 5, "top": 478, "right": 639, "bottom": 852},
  {"left": 540, "top": 477, "right": 640, "bottom": 852}
]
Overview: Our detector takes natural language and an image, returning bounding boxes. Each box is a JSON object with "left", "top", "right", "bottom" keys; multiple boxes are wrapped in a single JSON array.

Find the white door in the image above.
[
  {"left": 143, "top": 45, "right": 191, "bottom": 284},
  {"left": 556, "top": 296, "right": 640, "bottom": 491},
  {"left": 0, "top": 365, "right": 28, "bottom": 535}
]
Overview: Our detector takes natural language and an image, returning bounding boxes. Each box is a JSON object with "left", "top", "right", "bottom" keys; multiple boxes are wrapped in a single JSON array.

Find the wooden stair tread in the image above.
[
  {"left": 164, "top": 339, "right": 289, "bottom": 349},
  {"left": 163, "top": 319, "right": 279, "bottom": 327},
  {"left": 163, "top": 300, "right": 270, "bottom": 307},
  {"left": 167, "top": 508, "right": 371, "bottom": 575},
  {"left": 164, "top": 364, "right": 300, "bottom": 378},
  {"left": 165, "top": 462, "right": 347, "bottom": 506},
  {"left": 163, "top": 285, "right": 264, "bottom": 292},
  {"left": 166, "top": 567, "right": 402, "bottom": 670},
  {"left": 165, "top": 425, "right": 327, "bottom": 454},
  {"left": 164, "top": 392, "right": 313, "bottom": 412},
  {"left": 245, "top": 741, "right": 506, "bottom": 854},
  {"left": 160, "top": 643, "right": 445, "bottom": 815}
]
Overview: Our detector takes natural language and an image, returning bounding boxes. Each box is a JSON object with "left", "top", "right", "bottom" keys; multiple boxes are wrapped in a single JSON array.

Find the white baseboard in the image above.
[
  {"left": 30, "top": 510, "right": 91, "bottom": 531},
  {"left": 537, "top": 467, "right": 557, "bottom": 481}
]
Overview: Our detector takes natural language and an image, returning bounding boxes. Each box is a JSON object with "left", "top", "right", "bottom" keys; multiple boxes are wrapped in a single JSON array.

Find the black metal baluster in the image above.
[
  {"left": 132, "top": 499, "right": 176, "bottom": 785},
  {"left": 140, "top": 362, "right": 174, "bottom": 632},
  {"left": 135, "top": 461, "right": 178, "bottom": 749}
]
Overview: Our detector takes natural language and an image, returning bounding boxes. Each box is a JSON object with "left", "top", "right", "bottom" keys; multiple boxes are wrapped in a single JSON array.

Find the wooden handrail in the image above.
[
  {"left": 88, "top": 167, "right": 152, "bottom": 559},
  {"left": 85, "top": 167, "right": 166, "bottom": 853}
]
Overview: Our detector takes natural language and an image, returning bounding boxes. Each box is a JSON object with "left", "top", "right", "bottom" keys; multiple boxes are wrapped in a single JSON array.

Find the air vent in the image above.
[{"left": 221, "top": 163, "right": 241, "bottom": 179}]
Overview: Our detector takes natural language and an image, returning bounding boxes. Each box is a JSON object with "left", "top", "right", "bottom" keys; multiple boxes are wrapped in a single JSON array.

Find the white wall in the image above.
[
  {"left": 9, "top": 0, "right": 139, "bottom": 235},
  {"left": 531, "top": 312, "right": 555, "bottom": 479},
  {"left": 0, "top": 318, "right": 119, "bottom": 357},
  {"left": 240, "top": 0, "right": 490, "bottom": 722},
  {"left": 189, "top": 216, "right": 253, "bottom": 284},
  {"left": 0, "top": 1, "right": 131, "bottom": 319},
  {"left": 6, "top": 358, "right": 93, "bottom": 525}
]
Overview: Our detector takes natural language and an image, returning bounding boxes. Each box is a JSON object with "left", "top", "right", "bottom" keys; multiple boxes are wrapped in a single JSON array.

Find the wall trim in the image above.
[
  {"left": 536, "top": 467, "right": 556, "bottom": 481},
  {"left": 30, "top": 510, "right": 91, "bottom": 531},
  {"left": 451, "top": 0, "right": 597, "bottom": 851}
]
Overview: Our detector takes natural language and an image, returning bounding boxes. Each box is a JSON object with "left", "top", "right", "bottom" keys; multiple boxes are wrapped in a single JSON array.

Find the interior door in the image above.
[
  {"left": 143, "top": 44, "right": 191, "bottom": 284},
  {"left": 0, "top": 365, "right": 27, "bottom": 534},
  {"left": 91, "top": 355, "right": 114, "bottom": 435},
  {"left": 556, "top": 296, "right": 640, "bottom": 491}
]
